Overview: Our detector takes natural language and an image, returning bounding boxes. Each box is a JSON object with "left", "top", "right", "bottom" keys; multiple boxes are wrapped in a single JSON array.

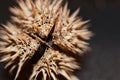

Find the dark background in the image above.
[{"left": 0, "top": 0, "right": 120, "bottom": 80}]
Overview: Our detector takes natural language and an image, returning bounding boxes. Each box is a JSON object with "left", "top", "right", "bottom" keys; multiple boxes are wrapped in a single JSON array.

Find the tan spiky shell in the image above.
[
  {"left": 0, "top": 22, "right": 40, "bottom": 79},
  {"left": 0, "top": 0, "right": 92, "bottom": 80},
  {"left": 30, "top": 48, "right": 79, "bottom": 80}
]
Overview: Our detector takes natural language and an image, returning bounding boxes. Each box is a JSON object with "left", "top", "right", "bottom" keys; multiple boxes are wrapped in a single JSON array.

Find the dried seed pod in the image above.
[
  {"left": 53, "top": 4, "right": 93, "bottom": 54},
  {"left": 0, "top": 0, "right": 93, "bottom": 80},
  {"left": 10, "top": 0, "right": 62, "bottom": 38},
  {"left": 0, "top": 22, "right": 40, "bottom": 79},
  {"left": 30, "top": 48, "right": 79, "bottom": 80}
]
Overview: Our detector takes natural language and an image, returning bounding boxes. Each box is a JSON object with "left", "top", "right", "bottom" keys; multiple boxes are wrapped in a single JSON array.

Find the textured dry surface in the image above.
[{"left": 0, "top": 0, "right": 92, "bottom": 80}]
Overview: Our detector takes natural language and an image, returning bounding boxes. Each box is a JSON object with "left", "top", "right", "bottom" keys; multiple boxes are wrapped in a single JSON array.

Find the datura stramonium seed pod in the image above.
[{"left": 0, "top": 0, "right": 93, "bottom": 80}]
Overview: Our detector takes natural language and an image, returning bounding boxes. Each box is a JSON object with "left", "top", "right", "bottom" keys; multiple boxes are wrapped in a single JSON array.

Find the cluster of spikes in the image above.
[{"left": 0, "top": 0, "right": 92, "bottom": 80}]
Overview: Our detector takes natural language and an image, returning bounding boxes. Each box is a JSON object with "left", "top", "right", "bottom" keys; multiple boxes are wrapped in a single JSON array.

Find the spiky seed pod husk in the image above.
[
  {"left": 30, "top": 48, "right": 79, "bottom": 80},
  {"left": 53, "top": 4, "right": 92, "bottom": 54},
  {"left": 0, "top": 22, "right": 40, "bottom": 79},
  {"left": 10, "top": 0, "right": 92, "bottom": 54},
  {"left": 0, "top": 0, "right": 93, "bottom": 80},
  {"left": 10, "top": 0, "right": 61, "bottom": 38}
]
